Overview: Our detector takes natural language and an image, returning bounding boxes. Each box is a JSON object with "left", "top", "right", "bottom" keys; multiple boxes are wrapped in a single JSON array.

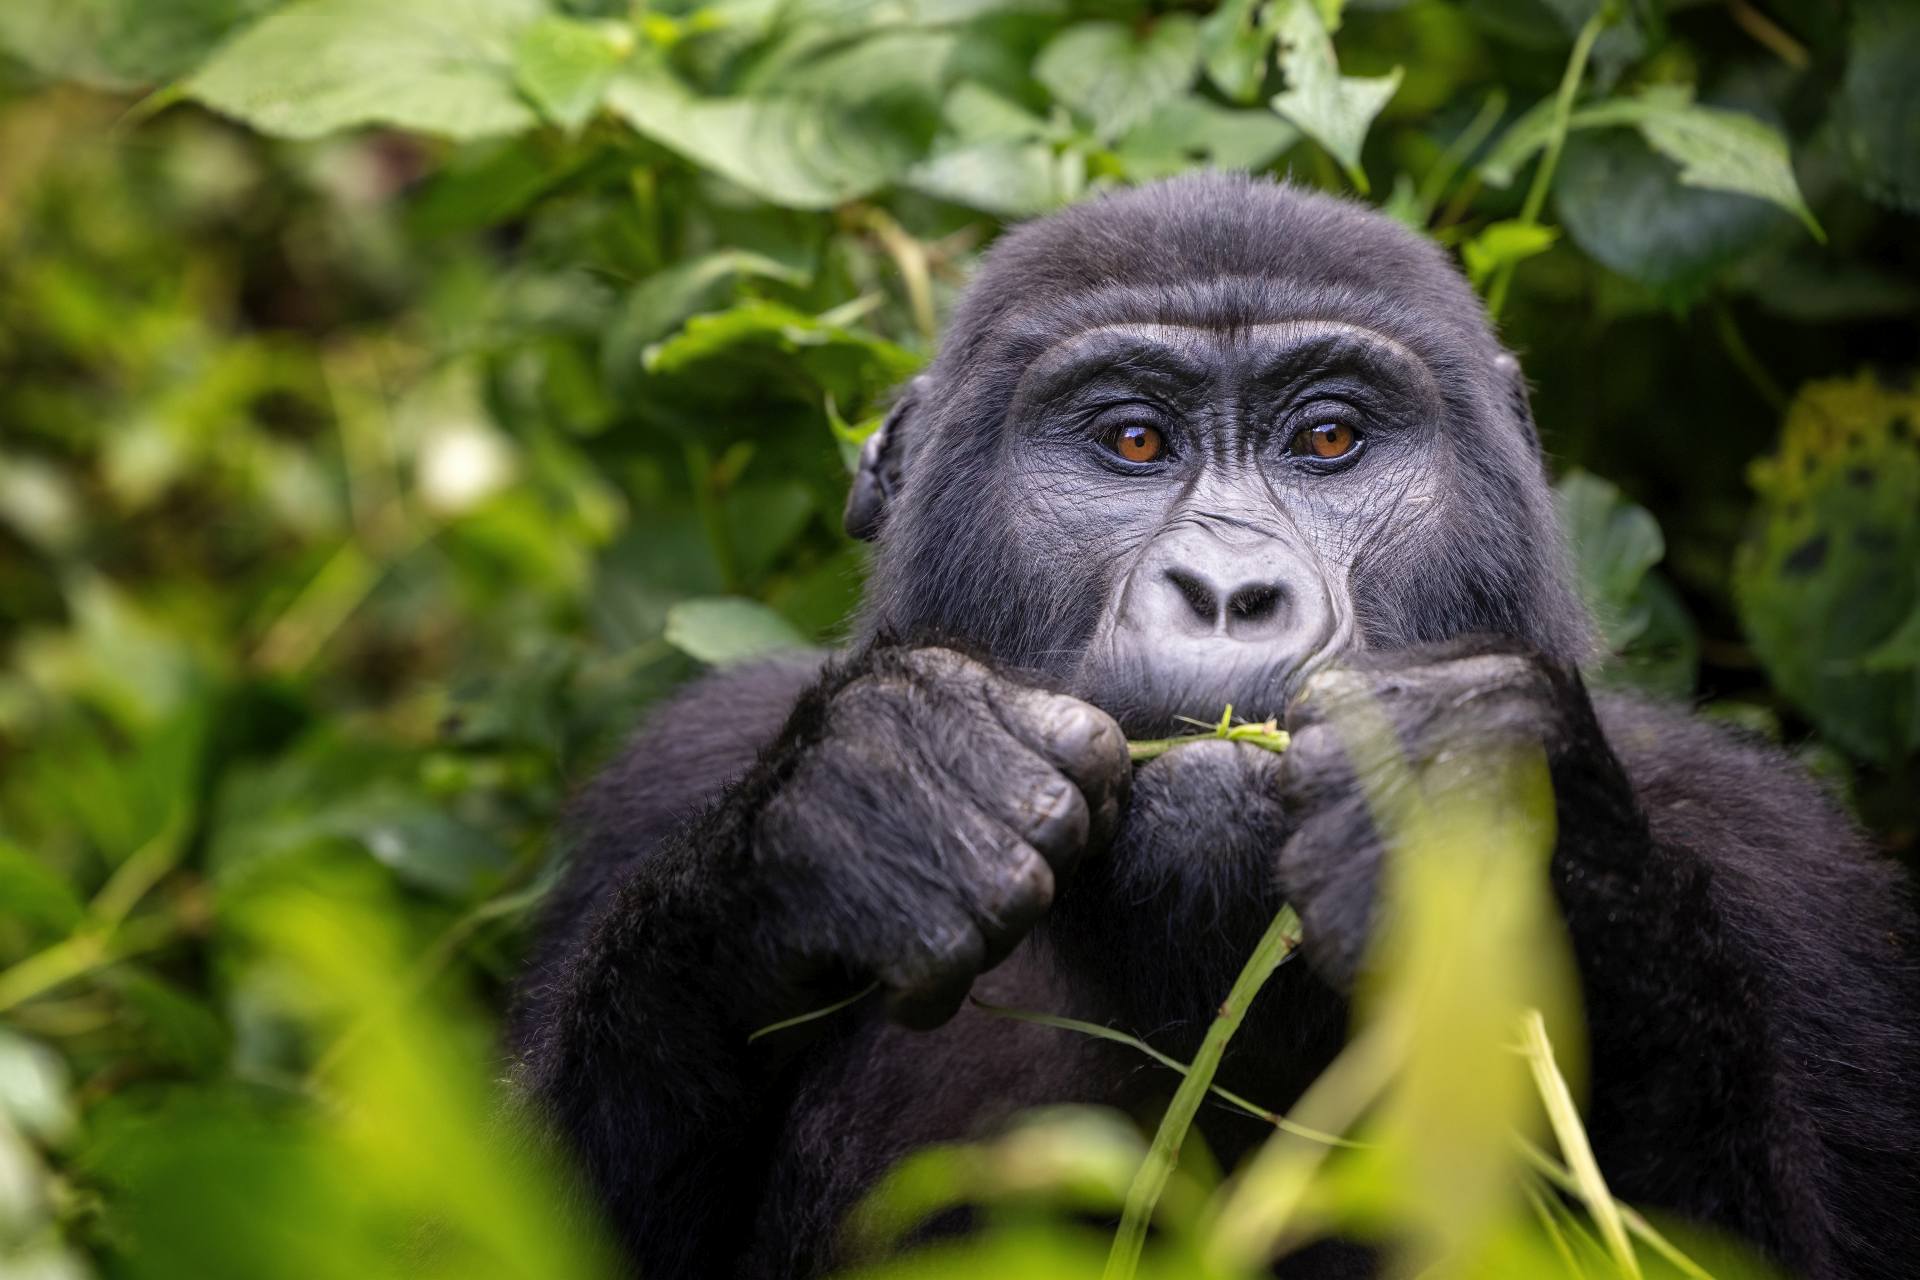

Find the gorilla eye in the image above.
[
  {"left": 1112, "top": 423, "right": 1165, "bottom": 464},
  {"left": 1292, "top": 422, "right": 1358, "bottom": 461}
]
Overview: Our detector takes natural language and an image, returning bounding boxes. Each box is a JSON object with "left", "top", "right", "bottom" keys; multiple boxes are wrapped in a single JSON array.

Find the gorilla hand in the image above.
[
  {"left": 1273, "top": 639, "right": 1640, "bottom": 990},
  {"left": 751, "top": 647, "right": 1130, "bottom": 1029}
]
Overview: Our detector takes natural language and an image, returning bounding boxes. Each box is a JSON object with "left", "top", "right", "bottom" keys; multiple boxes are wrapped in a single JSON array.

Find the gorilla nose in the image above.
[{"left": 1162, "top": 568, "right": 1290, "bottom": 640}]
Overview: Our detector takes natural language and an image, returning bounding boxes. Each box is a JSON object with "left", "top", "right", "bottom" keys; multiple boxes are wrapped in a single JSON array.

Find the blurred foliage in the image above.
[{"left": 0, "top": 0, "right": 1914, "bottom": 1276}]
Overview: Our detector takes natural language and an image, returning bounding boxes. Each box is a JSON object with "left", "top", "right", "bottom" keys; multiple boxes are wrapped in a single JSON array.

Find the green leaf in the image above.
[
  {"left": 1115, "top": 95, "right": 1300, "bottom": 181},
  {"left": 940, "top": 81, "right": 1050, "bottom": 144},
  {"left": 1460, "top": 220, "right": 1559, "bottom": 290},
  {"left": 0, "top": 1030, "right": 74, "bottom": 1143},
  {"left": 663, "top": 597, "right": 809, "bottom": 665},
  {"left": 513, "top": 16, "right": 633, "bottom": 132},
  {"left": 1734, "top": 374, "right": 1920, "bottom": 765},
  {"left": 1034, "top": 17, "right": 1201, "bottom": 142},
  {"left": 332, "top": 794, "right": 516, "bottom": 899},
  {"left": 604, "top": 251, "right": 810, "bottom": 390},
  {"left": 1200, "top": 0, "right": 1276, "bottom": 105},
  {"left": 1555, "top": 469, "right": 1699, "bottom": 695},
  {"left": 0, "top": 838, "right": 85, "bottom": 936},
  {"left": 1834, "top": 0, "right": 1920, "bottom": 214},
  {"left": 1268, "top": 0, "right": 1402, "bottom": 193},
  {"left": 186, "top": 0, "right": 544, "bottom": 141},
  {"left": 905, "top": 142, "right": 1077, "bottom": 218},
  {"left": 1481, "top": 87, "right": 1821, "bottom": 239},
  {"left": 644, "top": 300, "right": 915, "bottom": 377},
  {"left": 605, "top": 64, "right": 922, "bottom": 209},
  {"left": 1553, "top": 129, "right": 1792, "bottom": 306},
  {"left": 0, "top": 0, "right": 269, "bottom": 89},
  {"left": 1555, "top": 469, "right": 1663, "bottom": 652}
]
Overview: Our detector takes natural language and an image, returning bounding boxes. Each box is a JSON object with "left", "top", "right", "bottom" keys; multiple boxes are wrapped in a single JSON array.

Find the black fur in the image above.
[{"left": 511, "top": 176, "right": 1919, "bottom": 1278}]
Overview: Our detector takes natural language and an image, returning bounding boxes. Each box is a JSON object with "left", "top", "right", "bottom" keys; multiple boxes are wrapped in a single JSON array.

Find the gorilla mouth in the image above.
[{"left": 1068, "top": 633, "right": 1349, "bottom": 738}]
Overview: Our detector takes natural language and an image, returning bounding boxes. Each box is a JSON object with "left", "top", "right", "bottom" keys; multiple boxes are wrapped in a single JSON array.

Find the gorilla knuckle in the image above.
[{"left": 1018, "top": 775, "right": 1090, "bottom": 856}]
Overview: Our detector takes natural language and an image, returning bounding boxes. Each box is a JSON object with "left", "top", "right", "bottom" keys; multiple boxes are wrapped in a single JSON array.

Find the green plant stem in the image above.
[
  {"left": 1487, "top": 9, "right": 1609, "bottom": 321},
  {"left": 0, "top": 917, "right": 179, "bottom": 1016},
  {"left": 1103, "top": 903, "right": 1303, "bottom": 1280},
  {"left": 1519, "top": 1009, "right": 1641, "bottom": 1278},
  {"left": 747, "top": 982, "right": 880, "bottom": 1044},
  {"left": 971, "top": 998, "right": 1357, "bottom": 1147},
  {"left": 1513, "top": 1137, "right": 1713, "bottom": 1280}
]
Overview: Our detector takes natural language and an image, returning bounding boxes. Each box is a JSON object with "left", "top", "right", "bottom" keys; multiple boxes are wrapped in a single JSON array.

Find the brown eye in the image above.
[
  {"left": 1114, "top": 423, "right": 1165, "bottom": 463},
  {"left": 1293, "top": 422, "right": 1357, "bottom": 460}
]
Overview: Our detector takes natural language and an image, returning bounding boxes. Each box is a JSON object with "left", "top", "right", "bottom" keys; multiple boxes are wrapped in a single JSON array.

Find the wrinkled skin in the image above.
[{"left": 512, "top": 176, "right": 1919, "bottom": 1280}]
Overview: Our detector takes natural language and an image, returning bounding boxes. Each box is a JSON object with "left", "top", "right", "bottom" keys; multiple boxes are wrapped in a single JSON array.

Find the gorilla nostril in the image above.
[
  {"left": 1228, "top": 584, "right": 1282, "bottom": 625},
  {"left": 1165, "top": 569, "right": 1220, "bottom": 625}
]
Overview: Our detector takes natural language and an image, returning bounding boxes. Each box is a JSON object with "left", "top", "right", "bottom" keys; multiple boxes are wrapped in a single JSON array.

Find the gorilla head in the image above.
[{"left": 848, "top": 174, "right": 1588, "bottom": 731}]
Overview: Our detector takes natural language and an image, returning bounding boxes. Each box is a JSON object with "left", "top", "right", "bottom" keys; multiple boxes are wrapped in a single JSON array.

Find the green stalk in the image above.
[
  {"left": 1102, "top": 904, "right": 1303, "bottom": 1280},
  {"left": 1486, "top": 9, "right": 1610, "bottom": 320}
]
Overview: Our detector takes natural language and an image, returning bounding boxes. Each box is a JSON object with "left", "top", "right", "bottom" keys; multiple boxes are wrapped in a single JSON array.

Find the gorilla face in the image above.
[
  {"left": 1008, "top": 319, "right": 1466, "bottom": 728},
  {"left": 853, "top": 176, "right": 1587, "bottom": 735}
]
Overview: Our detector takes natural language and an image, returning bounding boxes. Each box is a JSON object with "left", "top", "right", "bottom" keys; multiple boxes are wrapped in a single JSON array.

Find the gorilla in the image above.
[{"left": 510, "top": 175, "right": 1919, "bottom": 1279}]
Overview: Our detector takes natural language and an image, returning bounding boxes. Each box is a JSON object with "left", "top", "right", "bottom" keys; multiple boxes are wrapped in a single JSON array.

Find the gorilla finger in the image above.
[
  {"left": 993, "top": 688, "right": 1129, "bottom": 787},
  {"left": 965, "top": 839, "right": 1056, "bottom": 968},
  {"left": 989, "top": 687, "right": 1130, "bottom": 847},
  {"left": 878, "top": 916, "right": 987, "bottom": 1030}
]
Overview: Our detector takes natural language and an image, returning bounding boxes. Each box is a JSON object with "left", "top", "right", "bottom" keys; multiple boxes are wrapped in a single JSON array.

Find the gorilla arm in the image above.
[
  {"left": 509, "top": 647, "right": 1129, "bottom": 1275},
  {"left": 1272, "top": 640, "right": 1920, "bottom": 1280}
]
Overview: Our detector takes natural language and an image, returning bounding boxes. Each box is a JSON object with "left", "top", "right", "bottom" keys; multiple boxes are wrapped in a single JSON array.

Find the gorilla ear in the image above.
[
  {"left": 844, "top": 376, "right": 926, "bottom": 541},
  {"left": 1494, "top": 351, "right": 1544, "bottom": 460}
]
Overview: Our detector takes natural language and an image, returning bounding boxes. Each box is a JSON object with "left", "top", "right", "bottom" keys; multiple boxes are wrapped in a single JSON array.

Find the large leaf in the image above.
[
  {"left": 1269, "top": 0, "right": 1402, "bottom": 193},
  {"left": 1734, "top": 374, "right": 1920, "bottom": 765},
  {"left": 513, "top": 15, "right": 633, "bottom": 131},
  {"left": 1115, "top": 94, "right": 1300, "bottom": 180},
  {"left": 905, "top": 141, "right": 1079, "bottom": 218},
  {"left": 1553, "top": 469, "right": 1696, "bottom": 695},
  {"left": 1834, "top": 0, "right": 1920, "bottom": 213},
  {"left": 186, "top": 0, "right": 544, "bottom": 141},
  {"left": 606, "top": 64, "right": 924, "bottom": 209},
  {"left": 664, "top": 597, "right": 809, "bottom": 665},
  {"left": 1034, "top": 16, "right": 1201, "bottom": 143},
  {"left": 0, "top": 0, "right": 269, "bottom": 89},
  {"left": 1552, "top": 129, "right": 1792, "bottom": 306},
  {"left": 1200, "top": 0, "right": 1277, "bottom": 105},
  {"left": 1481, "top": 86, "right": 1820, "bottom": 237}
]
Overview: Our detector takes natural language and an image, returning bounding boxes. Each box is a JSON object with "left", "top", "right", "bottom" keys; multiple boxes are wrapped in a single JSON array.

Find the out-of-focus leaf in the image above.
[
  {"left": 604, "top": 251, "right": 807, "bottom": 389},
  {"left": 1552, "top": 129, "right": 1791, "bottom": 306},
  {"left": 852, "top": 1108, "right": 1146, "bottom": 1255},
  {"left": 1835, "top": 0, "right": 1920, "bottom": 214},
  {"left": 1735, "top": 374, "right": 1920, "bottom": 765},
  {"left": 1555, "top": 470, "right": 1697, "bottom": 693},
  {"left": 513, "top": 15, "right": 633, "bottom": 132},
  {"left": 0, "top": 1029, "right": 74, "bottom": 1143},
  {"left": 606, "top": 64, "right": 924, "bottom": 209},
  {"left": 0, "top": 0, "right": 269, "bottom": 89},
  {"left": 0, "top": 837, "right": 85, "bottom": 936},
  {"left": 185, "top": 0, "right": 543, "bottom": 141},
  {"left": 1269, "top": 0, "right": 1402, "bottom": 192},
  {"left": 1460, "top": 219, "right": 1558, "bottom": 289},
  {"left": 940, "top": 81, "right": 1049, "bottom": 144},
  {"left": 905, "top": 142, "right": 1077, "bottom": 218},
  {"left": 1034, "top": 17, "right": 1201, "bottom": 142},
  {"left": 108, "top": 971, "right": 231, "bottom": 1075},
  {"left": 0, "top": 454, "right": 82, "bottom": 555},
  {"left": 663, "top": 596, "right": 808, "bottom": 665},
  {"left": 1555, "top": 468, "right": 1662, "bottom": 648},
  {"left": 331, "top": 793, "right": 516, "bottom": 899},
  {"left": 1200, "top": 0, "right": 1277, "bottom": 105},
  {"left": 1115, "top": 95, "right": 1300, "bottom": 180}
]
